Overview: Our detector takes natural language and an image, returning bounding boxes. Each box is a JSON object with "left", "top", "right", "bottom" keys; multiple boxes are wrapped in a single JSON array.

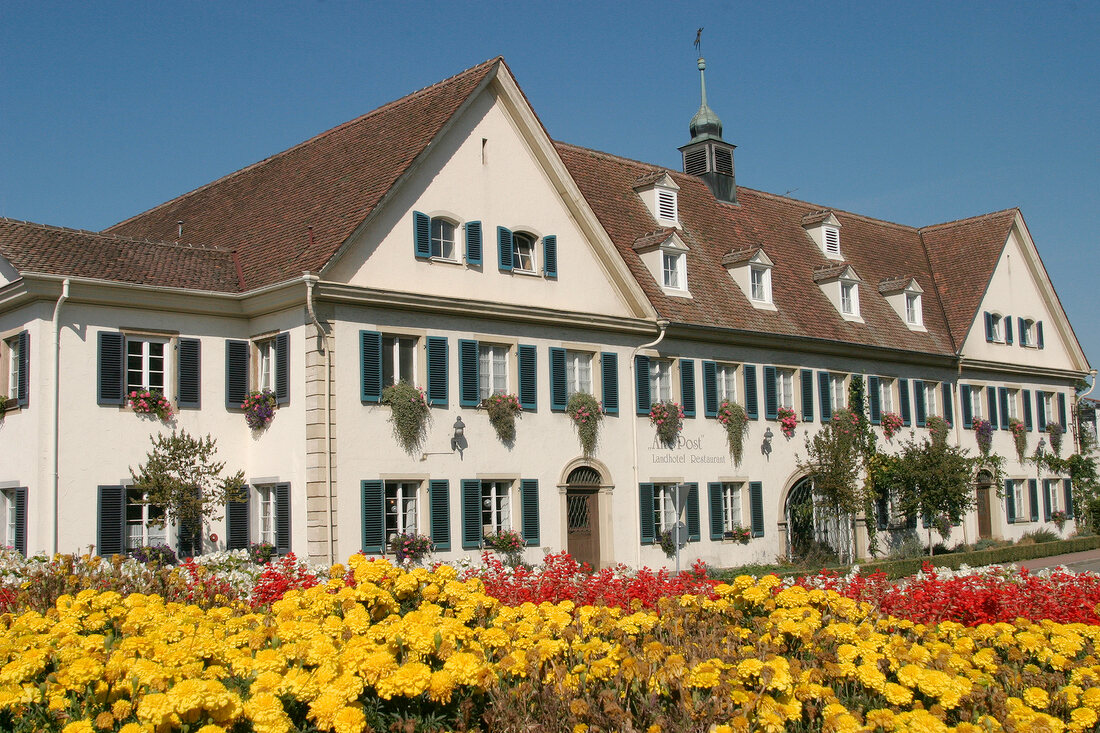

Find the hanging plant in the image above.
[
  {"left": 716, "top": 399, "right": 748, "bottom": 465},
  {"left": 658, "top": 530, "right": 677, "bottom": 558},
  {"left": 1048, "top": 423, "right": 1064, "bottom": 457},
  {"left": 927, "top": 415, "right": 951, "bottom": 447},
  {"left": 566, "top": 392, "right": 603, "bottom": 456},
  {"left": 881, "top": 411, "right": 904, "bottom": 439},
  {"left": 389, "top": 531, "right": 433, "bottom": 564},
  {"left": 973, "top": 418, "right": 993, "bottom": 456},
  {"left": 381, "top": 381, "right": 430, "bottom": 454},
  {"left": 484, "top": 393, "right": 522, "bottom": 443},
  {"left": 649, "top": 400, "right": 684, "bottom": 447},
  {"left": 0, "top": 395, "right": 8, "bottom": 417},
  {"left": 128, "top": 389, "right": 174, "bottom": 421},
  {"left": 776, "top": 406, "right": 798, "bottom": 439},
  {"left": 1009, "top": 418, "right": 1028, "bottom": 462},
  {"left": 483, "top": 529, "right": 524, "bottom": 554},
  {"left": 242, "top": 389, "right": 277, "bottom": 430}
]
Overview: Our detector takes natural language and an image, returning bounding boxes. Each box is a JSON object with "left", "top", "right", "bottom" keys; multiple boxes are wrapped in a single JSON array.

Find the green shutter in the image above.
[
  {"left": 459, "top": 339, "right": 480, "bottom": 407},
  {"left": 708, "top": 482, "right": 724, "bottom": 540},
  {"left": 1064, "top": 479, "right": 1074, "bottom": 519},
  {"left": 178, "top": 487, "right": 203, "bottom": 559},
  {"left": 521, "top": 479, "right": 540, "bottom": 546},
  {"left": 986, "top": 386, "right": 998, "bottom": 430},
  {"left": 635, "top": 355, "right": 651, "bottom": 415},
  {"left": 1023, "top": 389, "right": 1033, "bottom": 430},
  {"left": 801, "top": 369, "right": 814, "bottom": 422},
  {"left": 1037, "top": 392, "right": 1047, "bottom": 431},
  {"left": 12, "top": 487, "right": 26, "bottom": 557},
  {"left": 275, "top": 332, "right": 290, "bottom": 405},
  {"left": 899, "top": 379, "right": 911, "bottom": 426},
  {"left": 1028, "top": 479, "right": 1039, "bottom": 522},
  {"left": 749, "top": 481, "right": 764, "bottom": 538},
  {"left": 429, "top": 480, "right": 451, "bottom": 551},
  {"left": 517, "top": 344, "right": 537, "bottom": 411},
  {"left": 549, "top": 347, "right": 567, "bottom": 411},
  {"left": 961, "top": 385, "right": 973, "bottom": 428},
  {"left": 743, "top": 364, "right": 758, "bottom": 420},
  {"left": 97, "top": 332, "right": 125, "bottom": 405},
  {"left": 497, "top": 227, "right": 513, "bottom": 271},
  {"left": 601, "top": 352, "right": 619, "bottom": 415},
  {"left": 914, "top": 380, "right": 927, "bottom": 427},
  {"left": 685, "top": 483, "right": 700, "bottom": 542},
  {"left": 639, "top": 483, "right": 655, "bottom": 544},
  {"left": 1005, "top": 315, "right": 1014, "bottom": 345},
  {"left": 942, "top": 382, "right": 953, "bottom": 425},
  {"left": 1058, "top": 393, "right": 1067, "bottom": 429},
  {"left": 361, "top": 480, "right": 384, "bottom": 554},
  {"left": 461, "top": 479, "right": 482, "bottom": 549},
  {"left": 1043, "top": 480, "right": 1052, "bottom": 522},
  {"left": 465, "top": 221, "right": 482, "bottom": 265},
  {"left": 542, "top": 235, "right": 557, "bottom": 278},
  {"left": 15, "top": 330, "right": 29, "bottom": 408},
  {"left": 984, "top": 312, "right": 993, "bottom": 342},
  {"left": 818, "top": 371, "right": 832, "bottom": 422},
  {"left": 177, "top": 338, "right": 201, "bottom": 409},
  {"left": 702, "top": 361, "right": 718, "bottom": 418},
  {"left": 96, "top": 485, "right": 125, "bottom": 557},
  {"left": 275, "top": 483, "right": 291, "bottom": 555},
  {"left": 360, "top": 331, "right": 383, "bottom": 403},
  {"left": 425, "top": 337, "right": 448, "bottom": 406},
  {"left": 1036, "top": 321, "right": 1044, "bottom": 349},
  {"left": 763, "top": 366, "right": 778, "bottom": 420},
  {"left": 414, "top": 212, "right": 431, "bottom": 258},
  {"left": 224, "top": 339, "right": 250, "bottom": 409},
  {"left": 999, "top": 387, "right": 1010, "bottom": 430},
  {"left": 680, "top": 359, "right": 696, "bottom": 418},
  {"left": 868, "top": 376, "right": 881, "bottom": 424},
  {"left": 1005, "top": 479, "right": 1015, "bottom": 523},
  {"left": 226, "top": 487, "right": 249, "bottom": 551}
]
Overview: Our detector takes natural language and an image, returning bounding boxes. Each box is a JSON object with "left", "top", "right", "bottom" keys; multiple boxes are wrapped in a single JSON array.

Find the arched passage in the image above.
[{"left": 560, "top": 461, "right": 611, "bottom": 570}]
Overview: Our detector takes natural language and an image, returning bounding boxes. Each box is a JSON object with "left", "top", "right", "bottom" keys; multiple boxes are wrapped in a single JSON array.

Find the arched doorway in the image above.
[
  {"left": 974, "top": 470, "right": 994, "bottom": 540},
  {"left": 565, "top": 466, "right": 601, "bottom": 569},
  {"left": 784, "top": 476, "right": 847, "bottom": 563}
]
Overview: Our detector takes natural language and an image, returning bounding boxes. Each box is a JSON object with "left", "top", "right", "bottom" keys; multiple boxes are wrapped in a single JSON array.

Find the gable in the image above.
[
  {"left": 0, "top": 255, "right": 17, "bottom": 287},
  {"left": 323, "top": 74, "right": 651, "bottom": 320},
  {"left": 960, "top": 216, "right": 1089, "bottom": 372}
]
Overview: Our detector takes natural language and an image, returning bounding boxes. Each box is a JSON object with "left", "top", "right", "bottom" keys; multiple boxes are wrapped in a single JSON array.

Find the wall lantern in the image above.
[{"left": 762, "top": 427, "right": 774, "bottom": 456}]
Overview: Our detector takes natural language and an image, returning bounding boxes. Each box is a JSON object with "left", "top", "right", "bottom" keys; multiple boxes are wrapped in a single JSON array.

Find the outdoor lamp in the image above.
[
  {"left": 1037, "top": 437, "right": 1046, "bottom": 455},
  {"left": 762, "top": 427, "right": 774, "bottom": 455},
  {"left": 451, "top": 416, "right": 466, "bottom": 451}
]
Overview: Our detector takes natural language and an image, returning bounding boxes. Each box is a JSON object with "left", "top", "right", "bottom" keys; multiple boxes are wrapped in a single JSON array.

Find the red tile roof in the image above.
[
  {"left": 0, "top": 218, "right": 239, "bottom": 291},
  {"left": 104, "top": 58, "right": 502, "bottom": 290}
]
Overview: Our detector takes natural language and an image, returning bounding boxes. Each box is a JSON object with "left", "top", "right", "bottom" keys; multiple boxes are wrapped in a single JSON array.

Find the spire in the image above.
[{"left": 689, "top": 57, "right": 723, "bottom": 142}]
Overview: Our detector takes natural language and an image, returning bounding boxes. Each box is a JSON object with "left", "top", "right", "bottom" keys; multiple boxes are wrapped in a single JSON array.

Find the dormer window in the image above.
[
  {"left": 723, "top": 247, "right": 775, "bottom": 310},
  {"left": 633, "top": 229, "right": 690, "bottom": 297},
  {"left": 802, "top": 211, "right": 843, "bottom": 260},
  {"left": 657, "top": 189, "right": 678, "bottom": 222},
  {"left": 633, "top": 173, "right": 681, "bottom": 226},
  {"left": 879, "top": 277, "right": 925, "bottom": 331},
  {"left": 662, "top": 251, "right": 684, "bottom": 289},
  {"left": 840, "top": 280, "right": 859, "bottom": 316},
  {"left": 823, "top": 226, "right": 840, "bottom": 256},
  {"left": 814, "top": 264, "right": 863, "bottom": 322},
  {"left": 905, "top": 292, "right": 922, "bottom": 325},
  {"left": 750, "top": 264, "right": 772, "bottom": 303}
]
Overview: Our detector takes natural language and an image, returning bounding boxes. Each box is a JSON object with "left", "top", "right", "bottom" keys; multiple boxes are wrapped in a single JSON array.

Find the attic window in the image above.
[
  {"left": 657, "top": 189, "right": 678, "bottom": 222},
  {"left": 823, "top": 227, "right": 840, "bottom": 256}
]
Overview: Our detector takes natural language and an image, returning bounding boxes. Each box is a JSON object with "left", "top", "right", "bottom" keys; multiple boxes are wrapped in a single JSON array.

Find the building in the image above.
[{"left": 0, "top": 57, "right": 1091, "bottom": 568}]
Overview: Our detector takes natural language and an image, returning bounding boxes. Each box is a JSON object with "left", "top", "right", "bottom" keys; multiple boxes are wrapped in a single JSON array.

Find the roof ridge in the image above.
[
  {"left": 0, "top": 216, "right": 234, "bottom": 252},
  {"left": 918, "top": 207, "right": 1019, "bottom": 233},
  {"left": 108, "top": 57, "right": 503, "bottom": 234}
]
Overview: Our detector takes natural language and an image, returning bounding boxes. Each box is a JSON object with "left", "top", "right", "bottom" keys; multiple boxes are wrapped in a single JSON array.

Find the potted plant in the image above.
[
  {"left": 927, "top": 415, "right": 951, "bottom": 447},
  {"left": 881, "top": 411, "right": 904, "bottom": 439},
  {"left": 389, "top": 531, "right": 433, "bottom": 564},
  {"left": 658, "top": 529, "right": 677, "bottom": 558},
  {"left": 649, "top": 400, "right": 684, "bottom": 447},
  {"left": 1050, "top": 509, "right": 1068, "bottom": 532},
  {"left": 242, "top": 389, "right": 277, "bottom": 430},
  {"left": 483, "top": 528, "right": 524, "bottom": 554},
  {"left": 1048, "top": 423, "right": 1064, "bottom": 457},
  {"left": 248, "top": 542, "right": 277, "bottom": 565},
  {"left": 776, "top": 406, "right": 798, "bottom": 439},
  {"left": 716, "top": 399, "right": 748, "bottom": 466},
  {"left": 484, "top": 392, "right": 522, "bottom": 443},
  {"left": 974, "top": 418, "right": 993, "bottom": 456},
  {"left": 724, "top": 523, "right": 751, "bottom": 544},
  {"left": 1009, "top": 418, "right": 1028, "bottom": 461},
  {"left": 128, "top": 389, "right": 174, "bottom": 421},
  {"left": 381, "top": 381, "right": 430, "bottom": 454},
  {"left": 566, "top": 392, "right": 603, "bottom": 456}
]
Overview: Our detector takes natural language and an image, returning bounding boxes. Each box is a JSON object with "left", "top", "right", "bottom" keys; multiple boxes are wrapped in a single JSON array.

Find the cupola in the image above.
[{"left": 678, "top": 57, "right": 737, "bottom": 205}]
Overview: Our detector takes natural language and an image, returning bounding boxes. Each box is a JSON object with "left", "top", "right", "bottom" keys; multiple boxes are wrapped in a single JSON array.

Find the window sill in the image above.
[
  {"left": 661, "top": 287, "right": 693, "bottom": 299},
  {"left": 840, "top": 313, "right": 864, "bottom": 323},
  {"left": 0, "top": 404, "right": 22, "bottom": 417},
  {"left": 512, "top": 268, "right": 542, "bottom": 278},
  {"left": 429, "top": 256, "right": 463, "bottom": 266},
  {"left": 905, "top": 322, "right": 927, "bottom": 332},
  {"left": 748, "top": 299, "right": 777, "bottom": 311}
]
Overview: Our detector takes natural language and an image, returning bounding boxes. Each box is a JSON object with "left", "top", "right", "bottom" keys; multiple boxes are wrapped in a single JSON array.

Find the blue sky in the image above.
[{"left": 2, "top": 1, "right": 1097, "bottom": 389}]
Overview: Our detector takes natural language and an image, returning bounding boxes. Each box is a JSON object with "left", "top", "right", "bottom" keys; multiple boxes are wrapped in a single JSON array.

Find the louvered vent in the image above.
[
  {"left": 657, "top": 189, "right": 677, "bottom": 221},
  {"left": 713, "top": 147, "right": 734, "bottom": 175},
  {"left": 824, "top": 226, "right": 841, "bottom": 255},
  {"left": 684, "top": 147, "right": 708, "bottom": 176}
]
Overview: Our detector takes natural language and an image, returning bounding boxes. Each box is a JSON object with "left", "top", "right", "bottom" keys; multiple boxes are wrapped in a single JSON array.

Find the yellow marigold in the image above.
[
  {"left": 244, "top": 692, "right": 292, "bottom": 733},
  {"left": 573, "top": 726, "right": 589, "bottom": 733},
  {"left": 62, "top": 721, "right": 95, "bottom": 733},
  {"left": 856, "top": 662, "right": 886, "bottom": 693},
  {"left": 428, "top": 670, "right": 455, "bottom": 704},
  {"left": 737, "top": 658, "right": 764, "bottom": 680},
  {"left": 332, "top": 706, "right": 366, "bottom": 733},
  {"left": 916, "top": 668, "right": 952, "bottom": 699},
  {"left": 883, "top": 682, "right": 913, "bottom": 706},
  {"left": 197, "top": 726, "right": 226, "bottom": 733},
  {"left": 865, "top": 709, "right": 894, "bottom": 728},
  {"left": 112, "top": 698, "right": 133, "bottom": 720},
  {"left": 1070, "top": 707, "right": 1098, "bottom": 728},
  {"left": 376, "top": 661, "right": 432, "bottom": 700},
  {"left": 137, "top": 692, "right": 177, "bottom": 729},
  {"left": 1023, "top": 686, "right": 1050, "bottom": 710},
  {"left": 94, "top": 711, "right": 115, "bottom": 730},
  {"left": 687, "top": 659, "right": 724, "bottom": 689},
  {"left": 117, "top": 724, "right": 148, "bottom": 733}
]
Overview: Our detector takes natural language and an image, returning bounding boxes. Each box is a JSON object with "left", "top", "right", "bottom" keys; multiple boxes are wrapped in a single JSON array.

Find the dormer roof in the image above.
[
  {"left": 721, "top": 247, "right": 772, "bottom": 268},
  {"left": 812, "top": 264, "right": 861, "bottom": 283},
  {"left": 632, "top": 228, "right": 687, "bottom": 253},
  {"left": 633, "top": 172, "right": 679, "bottom": 191},
  {"left": 878, "top": 277, "right": 923, "bottom": 294}
]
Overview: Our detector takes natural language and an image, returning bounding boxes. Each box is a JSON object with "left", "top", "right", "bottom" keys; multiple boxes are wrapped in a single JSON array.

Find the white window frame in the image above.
[
  {"left": 649, "top": 359, "right": 672, "bottom": 403},
  {"left": 969, "top": 386, "right": 984, "bottom": 421},
  {"left": 478, "top": 344, "right": 509, "bottom": 402},
  {"left": 716, "top": 363, "right": 738, "bottom": 403},
  {"left": 662, "top": 250, "right": 685, "bottom": 290},
  {"left": 1006, "top": 389, "right": 1019, "bottom": 422},
  {"left": 654, "top": 483, "right": 677, "bottom": 535},
  {"left": 925, "top": 382, "right": 939, "bottom": 418},
  {"left": 990, "top": 314, "right": 1004, "bottom": 343},
  {"left": 255, "top": 338, "right": 275, "bottom": 393},
  {"left": 126, "top": 336, "right": 170, "bottom": 396},
  {"left": 1044, "top": 479, "right": 1062, "bottom": 515},
  {"left": 430, "top": 218, "right": 457, "bottom": 261},
  {"left": 721, "top": 482, "right": 742, "bottom": 534},
  {"left": 385, "top": 480, "right": 420, "bottom": 542},
  {"left": 840, "top": 280, "right": 859, "bottom": 316},
  {"left": 565, "top": 350, "right": 593, "bottom": 397},
  {"left": 830, "top": 374, "right": 847, "bottom": 412},
  {"left": 1, "top": 490, "right": 18, "bottom": 549},
  {"left": 481, "top": 480, "right": 512, "bottom": 535},
  {"left": 1020, "top": 319, "right": 1036, "bottom": 348},
  {"left": 512, "top": 232, "right": 537, "bottom": 274},
  {"left": 749, "top": 265, "right": 772, "bottom": 304},
  {"left": 905, "top": 292, "right": 923, "bottom": 326},
  {"left": 1042, "top": 392, "right": 1054, "bottom": 422},
  {"left": 382, "top": 334, "right": 418, "bottom": 387},
  {"left": 656, "top": 188, "right": 678, "bottom": 222},
  {"left": 4, "top": 337, "right": 20, "bottom": 401},
  {"left": 125, "top": 488, "right": 168, "bottom": 552},
  {"left": 880, "top": 378, "right": 894, "bottom": 414},
  {"left": 777, "top": 369, "right": 794, "bottom": 410},
  {"left": 255, "top": 484, "right": 277, "bottom": 547},
  {"left": 1012, "top": 480, "right": 1026, "bottom": 521}
]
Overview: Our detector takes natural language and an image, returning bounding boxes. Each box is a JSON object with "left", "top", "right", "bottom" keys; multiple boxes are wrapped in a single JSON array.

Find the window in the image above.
[
  {"left": 653, "top": 483, "right": 677, "bottom": 534},
  {"left": 649, "top": 359, "right": 672, "bottom": 403},
  {"left": 990, "top": 314, "right": 1004, "bottom": 343},
  {"left": 1, "top": 490, "right": 20, "bottom": 551},
  {"left": 1006, "top": 389, "right": 1019, "bottom": 422},
  {"left": 256, "top": 484, "right": 277, "bottom": 547},
  {"left": 4, "top": 336, "right": 21, "bottom": 401},
  {"left": 840, "top": 281, "right": 859, "bottom": 316},
  {"left": 879, "top": 378, "right": 894, "bottom": 414},
  {"left": 925, "top": 382, "right": 939, "bottom": 418},
  {"left": 750, "top": 265, "right": 772, "bottom": 303},
  {"left": 255, "top": 338, "right": 275, "bottom": 393},
  {"left": 823, "top": 226, "right": 841, "bottom": 256},
  {"left": 1044, "top": 479, "right": 1062, "bottom": 515},
  {"left": 478, "top": 344, "right": 508, "bottom": 401},
  {"left": 512, "top": 232, "right": 537, "bottom": 274},
  {"left": 777, "top": 369, "right": 794, "bottom": 410},
  {"left": 481, "top": 481, "right": 511, "bottom": 535},
  {"left": 1020, "top": 319, "right": 1035, "bottom": 347},
  {"left": 1011, "top": 480, "right": 1027, "bottom": 521},
  {"left": 430, "top": 218, "right": 456, "bottom": 260},
  {"left": 970, "top": 387, "right": 984, "bottom": 421},
  {"left": 565, "top": 350, "right": 593, "bottom": 397},
  {"left": 830, "top": 374, "right": 847, "bottom": 412},
  {"left": 905, "top": 293, "right": 922, "bottom": 325},
  {"left": 126, "top": 337, "right": 168, "bottom": 394},
  {"left": 716, "top": 364, "right": 737, "bottom": 402},
  {"left": 662, "top": 251, "right": 685, "bottom": 290},
  {"left": 125, "top": 489, "right": 166, "bottom": 552},
  {"left": 720, "top": 482, "right": 742, "bottom": 535},
  {"left": 382, "top": 335, "right": 417, "bottom": 387},
  {"left": 385, "top": 481, "right": 419, "bottom": 541},
  {"left": 657, "top": 188, "right": 677, "bottom": 222}
]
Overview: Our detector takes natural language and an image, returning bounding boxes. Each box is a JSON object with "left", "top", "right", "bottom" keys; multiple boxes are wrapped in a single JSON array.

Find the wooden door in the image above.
[
  {"left": 566, "top": 490, "right": 600, "bottom": 570},
  {"left": 976, "top": 486, "right": 992, "bottom": 539}
]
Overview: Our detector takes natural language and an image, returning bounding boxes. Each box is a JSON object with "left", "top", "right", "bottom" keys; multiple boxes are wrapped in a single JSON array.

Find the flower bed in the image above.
[{"left": 1, "top": 555, "right": 1099, "bottom": 732}]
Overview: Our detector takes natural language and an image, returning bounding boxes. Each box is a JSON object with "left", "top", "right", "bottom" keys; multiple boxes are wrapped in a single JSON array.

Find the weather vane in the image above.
[{"left": 694, "top": 27, "right": 703, "bottom": 55}]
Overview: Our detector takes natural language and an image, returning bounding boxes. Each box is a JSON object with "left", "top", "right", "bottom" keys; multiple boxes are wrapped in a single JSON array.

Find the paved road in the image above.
[{"left": 1016, "top": 548, "right": 1100, "bottom": 573}]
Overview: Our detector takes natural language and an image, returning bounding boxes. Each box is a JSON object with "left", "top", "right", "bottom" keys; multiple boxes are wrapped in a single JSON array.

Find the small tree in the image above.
[
  {"left": 129, "top": 430, "right": 245, "bottom": 533},
  {"left": 796, "top": 408, "right": 866, "bottom": 564}
]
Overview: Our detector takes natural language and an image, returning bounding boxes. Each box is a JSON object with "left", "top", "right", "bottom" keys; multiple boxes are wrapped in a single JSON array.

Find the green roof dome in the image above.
[{"left": 689, "top": 58, "right": 723, "bottom": 142}]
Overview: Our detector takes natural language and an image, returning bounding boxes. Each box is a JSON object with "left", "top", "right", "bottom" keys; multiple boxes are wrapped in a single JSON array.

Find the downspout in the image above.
[
  {"left": 51, "top": 278, "right": 70, "bottom": 555},
  {"left": 304, "top": 272, "right": 334, "bottom": 564},
  {"left": 630, "top": 318, "right": 670, "bottom": 567}
]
